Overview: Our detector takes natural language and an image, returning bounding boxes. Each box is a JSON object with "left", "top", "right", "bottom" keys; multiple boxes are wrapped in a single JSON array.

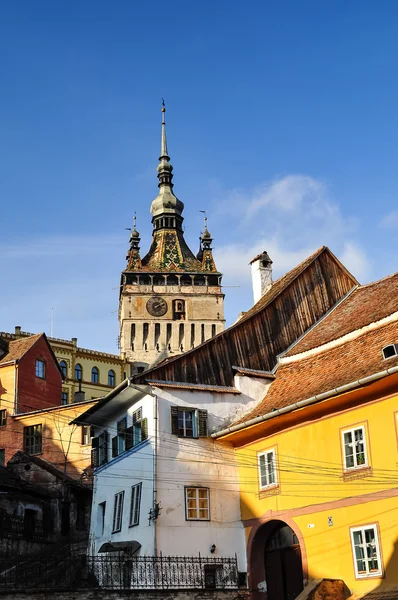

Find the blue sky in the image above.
[{"left": 1, "top": 1, "right": 398, "bottom": 353}]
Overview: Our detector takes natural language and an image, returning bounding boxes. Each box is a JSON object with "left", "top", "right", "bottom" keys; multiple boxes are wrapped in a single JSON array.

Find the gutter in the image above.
[{"left": 211, "top": 365, "right": 398, "bottom": 439}]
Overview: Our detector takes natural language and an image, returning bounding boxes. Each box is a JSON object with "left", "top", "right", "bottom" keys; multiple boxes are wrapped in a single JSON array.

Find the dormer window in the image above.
[{"left": 382, "top": 344, "right": 398, "bottom": 360}]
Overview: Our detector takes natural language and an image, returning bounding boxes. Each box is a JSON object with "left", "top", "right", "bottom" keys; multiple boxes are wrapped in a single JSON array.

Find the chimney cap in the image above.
[{"left": 249, "top": 251, "right": 273, "bottom": 266}]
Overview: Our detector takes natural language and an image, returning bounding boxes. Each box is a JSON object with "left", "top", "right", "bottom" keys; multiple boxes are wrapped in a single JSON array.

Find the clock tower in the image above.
[{"left": 119, "top": 106, "right": 225, "bottom": 373}]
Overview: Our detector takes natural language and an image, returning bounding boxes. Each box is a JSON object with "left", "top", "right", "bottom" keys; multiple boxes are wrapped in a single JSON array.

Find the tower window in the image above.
[
  {"left": 201, "top": 324, "right": 205, "bottom": 344},
  {"left": 179, "top": 323, "right": 185, "bottom": 350},
  {"left": 108, "top": 370, "right": 115, "bottom": 386},
  {"left": 91, "top": 367, "right": 99, "bottom": 384},
  {"left": 173, "top": 299, "right": 186, "bottom": 320},
  {"left": 59, "top": 360, "right": 67, "bottom": 378},
  {"left": 75, "top": 364, "right": 83, "bottom": 381},
  {"left": 191, "top": 324, "right": 195, "bottom": 348},
  {"left": 143, "top": 323, "right": 149, "bottom": 347},
  {"left": 212, "top": 324, "right": 216, "bottom": 338},
  {"left": 155, "top": 323, "right": 160, "bottom": 347},
  {"left": 166, "top": 323, "right": 172, "bottom": 348},
  {"left": 131, "top": 324, "right": 136, "bottom": 350}
]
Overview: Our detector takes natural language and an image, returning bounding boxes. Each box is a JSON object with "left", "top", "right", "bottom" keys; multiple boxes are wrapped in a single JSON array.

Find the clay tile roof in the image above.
[
  {"left": 286, "top": 271, "right": 398, "bottom": 356},
  {"left": 0, "top": 333, "right": 42, "bottom": 365},
  {"left": 235, "top": 319, "right": 398, "bottom": 424}
]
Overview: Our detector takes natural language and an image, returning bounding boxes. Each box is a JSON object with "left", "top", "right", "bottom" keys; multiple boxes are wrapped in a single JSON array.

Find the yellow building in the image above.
[
  {"left": 214, "top": 273, "right": 398, "bottom": 600},
  {"left": 1, "top": 326, "right": 128, "bottom": 405}
]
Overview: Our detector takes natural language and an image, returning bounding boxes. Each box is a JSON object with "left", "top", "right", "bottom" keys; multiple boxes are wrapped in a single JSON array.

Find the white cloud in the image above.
[
  {"left": 379, "top": 211, "right": 398, "bottom": 229},
  {"left": 212, "top": 174, "right": 371, "bottom": 314}
]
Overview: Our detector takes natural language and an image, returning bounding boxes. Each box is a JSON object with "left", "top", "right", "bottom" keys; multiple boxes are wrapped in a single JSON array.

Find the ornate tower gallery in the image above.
[{"left": 119, "top": 107, "right": 225, "bottom": 372}]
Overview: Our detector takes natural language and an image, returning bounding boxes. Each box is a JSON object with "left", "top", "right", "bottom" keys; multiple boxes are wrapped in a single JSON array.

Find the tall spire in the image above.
[
  {"left": 160, "top": 99, "right": 169, "bottom": 159},
  {"left": 150, "top": 102, "right": 184, "bottom": 228},
  {"left": 157, "top": 100, "right": 174, "bottom": 190}
]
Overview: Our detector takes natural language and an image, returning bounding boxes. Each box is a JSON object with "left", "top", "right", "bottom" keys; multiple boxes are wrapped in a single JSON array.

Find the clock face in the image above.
[{"left": 146, "top": 296, "right": 168, "bottom": 317}]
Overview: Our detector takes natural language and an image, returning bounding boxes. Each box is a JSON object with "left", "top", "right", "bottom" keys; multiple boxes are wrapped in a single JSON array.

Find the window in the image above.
[
  {"left": 75, "top": 364, "right": 82, "bottom": 381},
  {"left": 0, "top": 449, "right": 4, "bottom": 466},
  {"left": 171, "top": 407, "right": 208, "bottom": 438},
  {"left": 108, "top": 370, "right": 115, "bottom": 386},
  {"left": 61, "top": 391, "right": 68, "bottom": 405},
  {"left": 59, "top": 360, "right": 67, "bottom": 378},
  {"left": 129, "top": 483, "right": 142, "bottom": 527},
  {"left": 112, "top": 491, "right": 125, "bottom": 532},
  {"left": 212, "top": 324, "right": 216, "bottom": 338},
  {"left": 342, "top": 426, "right": 368, "bottom": 470},
  {"left": 98, "top": 502, "right": 106, "bottom": 535},
  {"left": 124, "top": 408, "right": 148, "bottom": 451},
  {"left": 350, "top": 524, "right": 382, "bottom": 578},
  {"left": 35, "top": 359, "right": 46, "bottom": 379},
  {"left": 24, "top": 424, "right": 42, "bottom": 455},
  {"left": 258, "top": 449, "right": 277, "bottom": 489},
  {"left": 112, "top": 417, "right": 127, "bottom": 457},
  {"left": 81, "top": 426, "right": 91, "bottom": 446},
  {"left": 185, "top": 487, "right": 210, "bottom": 520},
  {"left": 92, "top": 431, "right": 108, "bottom": 467},
  {"left": 382, "top": 344, "right": 398, "bottom": 360},
  {"left": 0, "top": 410, "right": 6, "bottom": 427},
  {"left": 91, "top": 367, "right": 99, "bottom": 384}
]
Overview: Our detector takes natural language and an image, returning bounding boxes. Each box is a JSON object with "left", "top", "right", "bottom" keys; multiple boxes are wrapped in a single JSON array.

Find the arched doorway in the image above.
[
  {"left": 264, "top": 522, "right": 303, "bottom": 600},
  {"left": 249, "top": 520, "right": 304, "bottom": 600}
]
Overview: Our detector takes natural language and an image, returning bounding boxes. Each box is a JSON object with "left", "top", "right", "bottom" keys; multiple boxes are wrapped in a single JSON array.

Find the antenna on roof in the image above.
[{"left": 50, "top": 308, "right": 54, "bottom": 337}]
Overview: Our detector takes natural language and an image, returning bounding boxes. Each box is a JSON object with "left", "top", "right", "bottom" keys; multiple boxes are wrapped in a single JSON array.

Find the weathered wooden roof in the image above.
[{"left": 134, "top": 246, "right": 358, "bottom": 387}]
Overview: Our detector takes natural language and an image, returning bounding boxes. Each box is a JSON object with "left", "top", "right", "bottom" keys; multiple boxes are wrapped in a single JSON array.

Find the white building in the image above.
[{"left": 74, "top": 372, "right": 270, "bottom": 572}]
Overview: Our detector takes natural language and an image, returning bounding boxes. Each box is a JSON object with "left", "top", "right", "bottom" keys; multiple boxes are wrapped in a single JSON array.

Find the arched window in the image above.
[
  {"left": 75, "top": 364, "right": 82, "bottom": 381},
  {"left": 91, "top": 367, "right": 99, "bottom": 384},
  {"left": 108, "top": 370, "right": 115, "bottom": 386},
  {"left": 59, "top": 360, "right": 67, "bottom": 378}
]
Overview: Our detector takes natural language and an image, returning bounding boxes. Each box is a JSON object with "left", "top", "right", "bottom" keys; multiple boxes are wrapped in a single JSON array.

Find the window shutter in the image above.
[
  {"left": 111, "top": 436, "right": 118, "bottom": 458},
  {"left": 125, "top": 425, "right": 134, "bottom": 450},
  {"left": 91, "top": 448, "right": 99, "bottom": 468},
  {"left": 171, "top": 406, "right": 179, "bottom": 436},
  {"left": 198, "top": 410, "right": 208, "bottom": 437},
  {"left": 141, "top": 418, "right": 148, "bottom": 441},
  {"left": 133, "top": 408, "right": 142, "bottom": 424},
  {"left": 103, "top": 432, "right": 109, "bottom": 464},
  {"left": 117, "top": 418, "right": 127, "bottom": 434},
  {"left": 91, "top": 438, "right": 99, "bottom": 468}
]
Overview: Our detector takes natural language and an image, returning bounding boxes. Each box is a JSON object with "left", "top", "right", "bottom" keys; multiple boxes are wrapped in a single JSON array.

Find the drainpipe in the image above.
[
  {"left": 211, "top": 365, "right": 398, "bottom": 438},
  {"left": 14, "top": 361, "right": 18, "bottom": 414},
  {"left": 153, "top": 391, "right": 158, "bottom": 556}
]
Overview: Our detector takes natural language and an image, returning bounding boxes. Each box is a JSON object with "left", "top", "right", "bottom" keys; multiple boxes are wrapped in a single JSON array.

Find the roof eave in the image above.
[{"left": 212, "top": 365, "right": 398, "bottom": 439}]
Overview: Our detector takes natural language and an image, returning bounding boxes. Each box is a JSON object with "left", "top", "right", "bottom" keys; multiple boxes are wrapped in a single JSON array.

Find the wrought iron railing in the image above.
[{"left": 0, "top": 554, "right": 239, "bottom": 591}]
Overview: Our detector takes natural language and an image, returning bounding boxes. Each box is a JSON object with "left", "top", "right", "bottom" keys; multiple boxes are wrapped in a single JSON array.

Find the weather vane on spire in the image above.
[{"left": 199, "top": 210, "right": 208, "bottom": 231}]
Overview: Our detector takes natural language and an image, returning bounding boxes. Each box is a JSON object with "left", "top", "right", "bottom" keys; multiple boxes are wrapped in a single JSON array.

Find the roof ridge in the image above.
[{"left": 358, "top": 270, "right": 398, "bottom": 289}]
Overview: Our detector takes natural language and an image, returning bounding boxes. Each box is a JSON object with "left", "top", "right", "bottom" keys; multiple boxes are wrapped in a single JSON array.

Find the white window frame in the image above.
[
  {"left": 112, "top": 491, "right": 124, "bottom": 533},
  {"left": 178, "top": 409, "right": 197, "bottom": 438},
  {"left": 185, "top": 487, "right": 210, "bottom": 521},
  {"left": 342, "top": 425, "right": 368, "bottom": 470},
  {"left": 258, "top": 449, "right": 277, "bottom": 489},
  {"left": 350, "top": 524, "right": 382, "bottom": 578},
  {"left": 129, "top": 483, "right": 142, "bottom": 527}
]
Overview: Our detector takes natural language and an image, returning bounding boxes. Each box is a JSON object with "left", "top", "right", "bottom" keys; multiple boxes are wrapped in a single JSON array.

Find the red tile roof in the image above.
[
  {"left": 286, "top": 272, "right": 398, "bottom": 356},
  {"left": 0, "top": 333, "right": 42, "bottom": 365},
  {"left": 235, "top": 319, "right": 398, "bottom": 423}
]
